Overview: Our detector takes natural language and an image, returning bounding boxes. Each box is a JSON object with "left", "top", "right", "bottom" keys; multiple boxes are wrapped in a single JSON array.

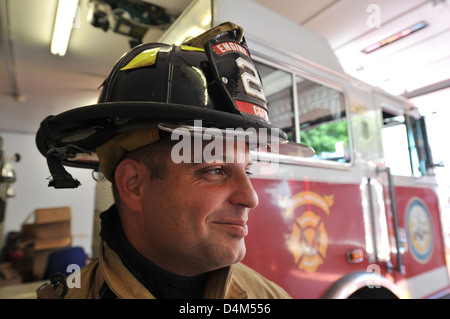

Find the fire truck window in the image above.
[
  {"left": 296, "top": 76, "right": 350, "bottom": 163},
  {"left": 254, "top": 61, "right": 295, "bottom": 141},
  {"left": 382, "top": 112, "right": 429, "bottom": 177}
]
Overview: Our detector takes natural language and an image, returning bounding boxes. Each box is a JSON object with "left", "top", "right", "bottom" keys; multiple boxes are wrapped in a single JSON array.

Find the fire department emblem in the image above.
[
  {"left": 406, "top": 198, "right": 434, "bottom": 263},
  {"left": 285, "top": 191, "right": 333, "bottom": 272}
]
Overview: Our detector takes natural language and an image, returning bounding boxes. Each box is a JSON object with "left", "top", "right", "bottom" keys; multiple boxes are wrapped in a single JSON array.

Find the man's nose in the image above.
[{"left": 229, "top": 170, "right": 259, "bottom": 209}]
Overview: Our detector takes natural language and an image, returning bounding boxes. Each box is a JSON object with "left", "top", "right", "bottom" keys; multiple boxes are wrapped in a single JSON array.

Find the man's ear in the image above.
[{"left": 114, "top": 158, "right": 145, "bottom": 212}]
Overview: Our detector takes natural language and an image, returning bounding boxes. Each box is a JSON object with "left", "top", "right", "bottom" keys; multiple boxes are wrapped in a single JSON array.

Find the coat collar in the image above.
[{"left": 99, "top": 240, "right": 248, "bottom": 299}]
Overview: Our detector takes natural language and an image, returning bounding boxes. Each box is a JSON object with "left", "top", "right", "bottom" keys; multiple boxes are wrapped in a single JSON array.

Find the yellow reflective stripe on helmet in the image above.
[
  {"left": 120, "top": 47, "right": 161, "bottom": 71},
  {"left": 180, "top": 45, "right": 205, "bottom": 52}
]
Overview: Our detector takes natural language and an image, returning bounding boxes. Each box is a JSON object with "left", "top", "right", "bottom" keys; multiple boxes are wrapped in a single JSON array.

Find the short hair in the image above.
[{"left": 111, "top": 133, "right": 173, "bottom": 205}]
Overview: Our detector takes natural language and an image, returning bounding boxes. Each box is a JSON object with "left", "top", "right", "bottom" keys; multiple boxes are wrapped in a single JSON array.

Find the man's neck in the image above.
[{"left": 100, "top": 205, "right": 209, "bottom": 298}]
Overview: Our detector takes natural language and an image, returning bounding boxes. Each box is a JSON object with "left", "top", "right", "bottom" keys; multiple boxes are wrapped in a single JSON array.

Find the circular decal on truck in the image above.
[{"left": 406, "top": 198, "right": 434, "bottom": 263}]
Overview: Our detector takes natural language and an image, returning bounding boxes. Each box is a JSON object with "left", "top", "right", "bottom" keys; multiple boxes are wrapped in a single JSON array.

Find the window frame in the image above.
[
  {"left": 252, "top": 55, "right": 354, "bottom": 170},
  {"left": 381, "top": 110, "right": 432, "bottom": 178}
]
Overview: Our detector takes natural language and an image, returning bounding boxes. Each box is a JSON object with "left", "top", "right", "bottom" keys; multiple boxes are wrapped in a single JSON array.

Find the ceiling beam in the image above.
[{"left": 402, "top": 78, "right": 450, "bottom": 98}]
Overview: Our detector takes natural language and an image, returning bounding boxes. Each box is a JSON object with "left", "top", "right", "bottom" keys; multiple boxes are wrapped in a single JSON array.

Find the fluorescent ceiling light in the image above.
[
  {"left": 51, "top": 0, "right": 79, "bottom": 56},
  {"left": 362, "top": 21, "right": 428, "bottom": 54}
]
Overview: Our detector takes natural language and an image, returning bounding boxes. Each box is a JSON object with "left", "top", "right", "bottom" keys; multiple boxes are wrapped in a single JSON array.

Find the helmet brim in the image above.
[{"left": 36, "top": 101, "right": 313, "bottom": 170}]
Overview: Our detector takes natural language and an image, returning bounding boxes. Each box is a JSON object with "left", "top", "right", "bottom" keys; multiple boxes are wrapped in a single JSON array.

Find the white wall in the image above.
[
  {"left": 1, "top": 131, "right": 96, "bottom": 257},
  {"left": 215, "top": 0, "right": 344, "bottom": 73}
]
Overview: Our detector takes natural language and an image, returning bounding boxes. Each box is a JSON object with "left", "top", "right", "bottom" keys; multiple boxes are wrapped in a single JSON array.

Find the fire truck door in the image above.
[
  {"left": 376, "top": 166, "right": 406, "bottom": 275},
  {"left": 378, "top": 108, "right": 436, "bottom": 276}
]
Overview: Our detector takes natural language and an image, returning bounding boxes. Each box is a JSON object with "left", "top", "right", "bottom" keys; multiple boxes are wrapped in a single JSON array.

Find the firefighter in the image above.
[{"left": 35, "top": 22, "right": 313, "bottom": 299}]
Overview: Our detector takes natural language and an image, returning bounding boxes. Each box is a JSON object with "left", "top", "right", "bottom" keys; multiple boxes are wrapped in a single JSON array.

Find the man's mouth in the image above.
[{"left": 212, "top": 221, "right": 248, "bottom": 237}]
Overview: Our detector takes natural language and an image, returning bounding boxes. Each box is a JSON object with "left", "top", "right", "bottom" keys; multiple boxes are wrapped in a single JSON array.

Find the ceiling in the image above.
[
  {"left": 256, "top": 0, "right": 450, "bottom": 116},
  {"left": 1, "top": 0, "right": 449, "bottom": 135}
]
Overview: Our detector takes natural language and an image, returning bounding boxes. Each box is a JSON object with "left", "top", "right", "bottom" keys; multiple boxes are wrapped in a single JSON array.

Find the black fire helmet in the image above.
[{"left": 35, "top": 22, "right": 314, "bottom": 188}]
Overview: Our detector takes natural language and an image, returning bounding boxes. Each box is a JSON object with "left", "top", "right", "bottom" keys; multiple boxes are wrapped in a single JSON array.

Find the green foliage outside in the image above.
[{"left": 300, "top": 120, "right": 348, "bottom": 155}]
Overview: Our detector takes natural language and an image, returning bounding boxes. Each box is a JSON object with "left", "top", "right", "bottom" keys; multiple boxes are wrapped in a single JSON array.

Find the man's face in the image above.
[{"left": 137, "top": 139, "right": 259, "bottom": 276}]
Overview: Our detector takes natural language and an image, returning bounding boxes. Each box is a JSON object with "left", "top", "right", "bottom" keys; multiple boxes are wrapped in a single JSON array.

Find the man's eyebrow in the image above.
[{"left": 191, "top": 153, "right": 252, "bottom": 165}]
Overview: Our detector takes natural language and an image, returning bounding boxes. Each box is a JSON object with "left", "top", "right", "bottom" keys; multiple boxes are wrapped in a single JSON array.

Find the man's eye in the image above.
[
  {"left": 206, "top": 168, "right": 224, "bottom": 175},
  {"left": 197, "top": 167, "right": 227, "bottom": 181}
]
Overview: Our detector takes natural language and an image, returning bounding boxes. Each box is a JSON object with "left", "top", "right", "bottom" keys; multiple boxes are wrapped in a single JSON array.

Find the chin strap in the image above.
[{"left": 46, "top": 145, "right": 85, "bottom": 188}]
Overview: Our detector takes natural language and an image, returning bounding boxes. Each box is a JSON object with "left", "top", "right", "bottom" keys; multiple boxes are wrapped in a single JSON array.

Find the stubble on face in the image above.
[{"left": 135, "top": 139, "right": 257, "bottom": 276}]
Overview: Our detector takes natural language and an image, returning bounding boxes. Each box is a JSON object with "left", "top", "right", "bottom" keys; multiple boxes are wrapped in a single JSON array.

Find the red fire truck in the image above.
[{"left": 154, "top": 0, "right": 450, "bottom": 298}]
